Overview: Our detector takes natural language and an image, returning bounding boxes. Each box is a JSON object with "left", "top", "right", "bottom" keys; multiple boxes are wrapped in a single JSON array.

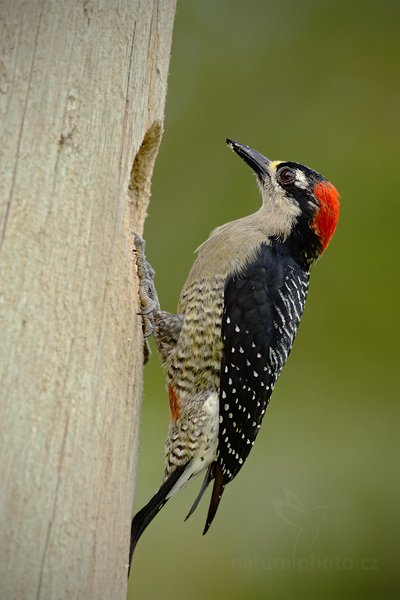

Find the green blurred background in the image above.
[{"left": 128, "top": 1, "right": 399, "bottom": 599}]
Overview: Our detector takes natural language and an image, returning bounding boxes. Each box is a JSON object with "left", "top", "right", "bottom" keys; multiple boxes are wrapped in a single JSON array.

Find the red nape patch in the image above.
[
  {"left": 312, "top": 181, "right": 340, "bottom": 251},
  {"left": 168, "top": 384, "right": 180, "bottom": 421}
]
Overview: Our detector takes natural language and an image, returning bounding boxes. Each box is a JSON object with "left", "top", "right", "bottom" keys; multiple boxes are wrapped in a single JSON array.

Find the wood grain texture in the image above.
[{"left": 0, "top": 1, "right": 176, "bottom": 598}]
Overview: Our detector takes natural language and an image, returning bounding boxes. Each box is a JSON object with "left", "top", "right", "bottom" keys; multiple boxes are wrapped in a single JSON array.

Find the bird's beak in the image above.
[{"left": 226, "top": 139, "right": 270, "bottom": 180}]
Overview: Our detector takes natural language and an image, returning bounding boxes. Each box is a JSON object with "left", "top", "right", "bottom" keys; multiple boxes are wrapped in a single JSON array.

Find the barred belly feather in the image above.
[{"left": 164, "top": 276, "right": 225, "bottom": 478}]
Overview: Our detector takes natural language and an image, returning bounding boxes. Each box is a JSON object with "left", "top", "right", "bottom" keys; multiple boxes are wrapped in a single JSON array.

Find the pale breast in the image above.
[{"left": 167, "top": 217, "right": 270, "bottom": 406}]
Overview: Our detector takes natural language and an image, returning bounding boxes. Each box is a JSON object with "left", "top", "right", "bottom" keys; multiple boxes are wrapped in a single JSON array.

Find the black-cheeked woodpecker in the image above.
[{"left": 129, "top": 139, "right": 340, "bottom": 571}]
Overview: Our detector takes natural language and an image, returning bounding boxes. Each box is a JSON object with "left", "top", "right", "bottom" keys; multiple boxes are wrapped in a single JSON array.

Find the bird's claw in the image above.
[
  {"left": 137, "top": 298, "right": 158, "bottom": 317},
  {"left": 133, "top": 233, "right": 160, "bottom": 344}
]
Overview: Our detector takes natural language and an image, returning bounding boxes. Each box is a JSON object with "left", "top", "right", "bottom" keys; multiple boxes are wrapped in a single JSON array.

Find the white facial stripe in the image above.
[
  {"left": 294, "top": 169, "right": 308, "bottom": 189},
  {"left": 261, "top": 174, "right": 301, "bottom": 238}
]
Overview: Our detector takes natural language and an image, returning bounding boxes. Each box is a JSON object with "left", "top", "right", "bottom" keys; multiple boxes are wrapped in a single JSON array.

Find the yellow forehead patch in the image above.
[{"left": 270, "top": 160, "right": 282, "bottom": 171}]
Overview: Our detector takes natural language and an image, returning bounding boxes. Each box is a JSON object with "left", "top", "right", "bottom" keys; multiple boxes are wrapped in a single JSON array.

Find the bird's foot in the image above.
[{"left": 133, "top": 233, "right": 160, "bottom": 345}]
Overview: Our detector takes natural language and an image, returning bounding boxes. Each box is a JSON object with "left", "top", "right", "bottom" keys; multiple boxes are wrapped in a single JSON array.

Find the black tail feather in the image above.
[
  {"left": 184, "top": 464, "right": 215, "bottom": 522},
  {"left": 203, "top": 462, "right": 225, "bottom": 535},
  {"left": 128, "top": 464, "right": 187, "bottom": 575}
]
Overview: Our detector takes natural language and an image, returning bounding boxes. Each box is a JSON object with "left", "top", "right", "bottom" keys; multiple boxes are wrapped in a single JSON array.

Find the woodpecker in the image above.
[{"left": 130, "top": 139, "right": 339, "bottom": 570}]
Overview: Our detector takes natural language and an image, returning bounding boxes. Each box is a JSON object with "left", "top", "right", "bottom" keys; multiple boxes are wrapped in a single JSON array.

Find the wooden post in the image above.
[{"left": 0, "top": 1, "right": 176, "bottom": 598}]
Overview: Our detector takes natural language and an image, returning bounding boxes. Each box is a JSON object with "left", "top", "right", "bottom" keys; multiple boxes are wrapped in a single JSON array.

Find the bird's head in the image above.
[{"left": 227, "top": 139, "right": 340, "bottom": 264}]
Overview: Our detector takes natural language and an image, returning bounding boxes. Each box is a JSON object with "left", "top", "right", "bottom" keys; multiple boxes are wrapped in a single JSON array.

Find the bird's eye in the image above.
[{"left": 277, "top": 167, "right": 296, "bottom": 185}]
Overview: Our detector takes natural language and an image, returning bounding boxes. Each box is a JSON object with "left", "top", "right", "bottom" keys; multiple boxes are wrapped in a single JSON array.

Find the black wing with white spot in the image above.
[{"left": 218, "top": 242, "right": 310, "bottom": 484}]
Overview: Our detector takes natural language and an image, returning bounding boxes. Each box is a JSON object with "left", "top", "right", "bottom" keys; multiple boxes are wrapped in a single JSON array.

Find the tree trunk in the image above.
[{"left": 0, "top": 1, "right": 176, "bottom": 599}]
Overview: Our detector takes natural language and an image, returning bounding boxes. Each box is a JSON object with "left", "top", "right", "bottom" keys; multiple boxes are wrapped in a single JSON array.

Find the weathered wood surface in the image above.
[{"left": 0, "top": 1, "right": 176, "bottom": 598}]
